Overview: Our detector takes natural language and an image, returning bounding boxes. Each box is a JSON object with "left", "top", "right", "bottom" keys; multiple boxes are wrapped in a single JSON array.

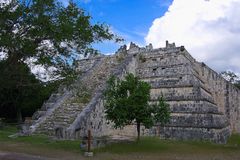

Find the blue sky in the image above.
[{"left": 73, "top": 0, "right": 172, "bottom": 54}]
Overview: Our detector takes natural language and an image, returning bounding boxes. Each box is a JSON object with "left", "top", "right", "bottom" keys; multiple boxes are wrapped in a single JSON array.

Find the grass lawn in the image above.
[{"left": 0, "top": 125, "right": 240, "bottom": 160}]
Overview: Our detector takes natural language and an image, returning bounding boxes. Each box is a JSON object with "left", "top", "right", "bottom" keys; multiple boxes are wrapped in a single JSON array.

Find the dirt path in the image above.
[
  {"left": 1, "top": 150, "right": 240, "bottom": 160},
  {"left": 0, "top": 151, "right": 57, "bottom": 160},
  {"left": 0, "top": 143, "right": 84, "bottom": 160},
  {"left": 1, "top": 141, "right": 240, "bottom": 160}
]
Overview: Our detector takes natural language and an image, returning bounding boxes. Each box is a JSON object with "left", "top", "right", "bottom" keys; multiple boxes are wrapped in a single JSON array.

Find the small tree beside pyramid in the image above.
[{"left": 104, "top": 73, "right": 170, "bottom": 140}]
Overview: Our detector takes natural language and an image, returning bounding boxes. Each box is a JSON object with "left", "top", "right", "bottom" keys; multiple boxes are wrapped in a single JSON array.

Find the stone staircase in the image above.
[
  {"left": 30, "top": 54, "right": 125, "bottom": 137},
  {"left": 34, "top": 102, "right": 85, "bottom": 136},
  {"left": 31, "top": 92, "right": 72, "bottom": 130}
]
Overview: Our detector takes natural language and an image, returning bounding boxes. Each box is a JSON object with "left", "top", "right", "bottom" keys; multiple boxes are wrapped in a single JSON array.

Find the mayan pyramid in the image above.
[{"left": 28, "top": 41, "right": 240, "bottom": 143}]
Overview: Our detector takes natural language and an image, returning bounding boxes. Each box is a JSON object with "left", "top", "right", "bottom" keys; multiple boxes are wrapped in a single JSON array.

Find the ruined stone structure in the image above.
[{"left": 29, "top": 41, "right": 240, "bottom": 143}]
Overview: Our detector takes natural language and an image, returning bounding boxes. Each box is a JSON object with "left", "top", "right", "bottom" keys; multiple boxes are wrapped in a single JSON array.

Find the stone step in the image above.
[
  {"left": 142, "top": 81, "right": 211, "bottom": 95},
  {"left": 54, "top": 119, "right": 72, "bottom": 123},
  {"left": 47, "top": 93, "right": 63, "bottom": 103},
  {"left": 137, "top": 65, "right": 191, "bottom": 78},
  {"left": 169, "top": 101, "right": 220, "bottom": 114},
  {"left": 32, "top": 110, "right": 46, "bottom": 120},
  {"left": 169, "top": 106, "right": 220, "bottom": 114},
  {"left": 138, "top": 60, "right": 187, "bottom": 69},
  {"left": 165, "top": 113, "right": 229, "bottom": 129},
  {"left": 137, "top": 53, "right": 185, "bottom": 67},
  {"left": 150, "top": 100, "right": 219, "bottom": 114},
  {"left": 54, "top": 114, "right": 80, "bottom": 117},
  {"left": 150, "top": 96, "right": 215, "bottom": 104},
  {"left": 150, "top": 87, "right": 214, "bottom": 103},
  {"left": 53, "top": 122, "right": 70, "bottom": 125},
  {"left": 54, "top": 108, "right": 82, "bottom": 112},
  {"left": 54, "top": 115, "right": 75, "bottom": 119},
  {"left": 53, "top": 111, "right": 82, "bottom": 116},
  {"left": 61, "top": 107, "right": 83, "bottom": 111},
  {"left": 67, "top": 103, "right": 85, "bottom": 106},
  {"left": 41, "top": 103, "right": 55, "bottom": 111},
  {"left": 156, "top": 126, "right": 230, "bottom": 144},
  {"left": 54, "top": 116, "right": 77, "bottom": 120}
]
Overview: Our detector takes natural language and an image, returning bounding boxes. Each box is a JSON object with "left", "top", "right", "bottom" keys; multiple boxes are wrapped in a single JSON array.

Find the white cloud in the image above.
[
  {"left": 145, "top": 0, "right": 240, "bottom": 73},
  {"left": 26, "top": 58, "right": 59, "bottom": 82}
]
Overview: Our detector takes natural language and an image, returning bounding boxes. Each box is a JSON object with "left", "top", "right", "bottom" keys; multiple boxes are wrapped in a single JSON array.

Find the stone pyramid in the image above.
[{"left": 28, "top": 41, "right": 240, "bottom": 143}]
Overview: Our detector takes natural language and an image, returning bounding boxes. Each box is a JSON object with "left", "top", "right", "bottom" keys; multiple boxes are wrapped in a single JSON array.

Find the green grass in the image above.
[
  {"left": 15, "top": 135, "right": 81, "bottom": 151},
  {"left": 95, "top": 136, "right": 240, "bottom": 154},
  {"left": 0, "top": 125, "right": 18, "bottom": 140},
  {"left": 227, "top": 133, "right": 240, "bottom": 146},
  {"left": 1, "top": 125, "right": 240, "bottom": 156},
  {"left": 95, "top": 137, "right": 169, "bottom": 153},
  {"left": 0, "top": 125, "right": 82, "bottom": 152}
]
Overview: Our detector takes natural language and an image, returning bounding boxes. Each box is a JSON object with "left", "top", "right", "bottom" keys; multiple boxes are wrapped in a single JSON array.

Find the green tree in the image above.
[
  {"left": 0, "top": 0, "right": 120, "bottom": 78},
  {"left": 0, "top": 60, "right": 38, "bottom": 122},
  {"left": 0, "top": 0, "right": 121, "bottom": 122},
  {"left": 104, "top": 73, "right": 170, "bottom": 140},
  {"left": 220, "top": 71, "right": 238, "bottom": 83},
  {"left": 0, "top": 60, "right": 58, "bottom": 122},
  {"left": 220, "top": 71, "right": 240, "bottom": 89},
  {"left": 234, "top": 81, "right": 240, "bottom": 89}
]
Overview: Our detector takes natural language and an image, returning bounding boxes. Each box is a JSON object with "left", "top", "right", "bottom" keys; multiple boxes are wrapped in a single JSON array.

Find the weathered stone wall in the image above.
[
  {"left": 192, "top": 60, "right": 240, "bottom": 133},
  {"left": 227, "top": 84, "right": 240, "bottom": 133}
]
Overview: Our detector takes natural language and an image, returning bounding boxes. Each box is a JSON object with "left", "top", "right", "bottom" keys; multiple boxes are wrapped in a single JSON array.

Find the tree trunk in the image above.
[
  {"left": 16, "top": 107, "right": 23, "bottom": 124},
  {"left": 137, "top": 122, "right": 140, "bottom": 141}
]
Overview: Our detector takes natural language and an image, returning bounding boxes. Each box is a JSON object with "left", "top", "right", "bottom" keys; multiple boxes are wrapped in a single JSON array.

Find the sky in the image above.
[
  {"left": 72, "top": 0, "right": 172, "bottom": 54},
  {"left": 61, "top": 0, "right": 240, "bottom": 75}
]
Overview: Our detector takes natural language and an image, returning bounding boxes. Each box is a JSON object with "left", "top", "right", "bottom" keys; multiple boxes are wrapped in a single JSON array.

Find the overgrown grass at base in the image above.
[
  {"left": 1, "top": 125, "right": 240, "bottom": 155},
  {"left": 228, "top": 133, "right": 240, "bottom": 146},
  {"left": 0, "top": 125, "right": 82, "bottom": 153},
  {"left": 95, "top": 136, "right": 240, "bottom": 154}
]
